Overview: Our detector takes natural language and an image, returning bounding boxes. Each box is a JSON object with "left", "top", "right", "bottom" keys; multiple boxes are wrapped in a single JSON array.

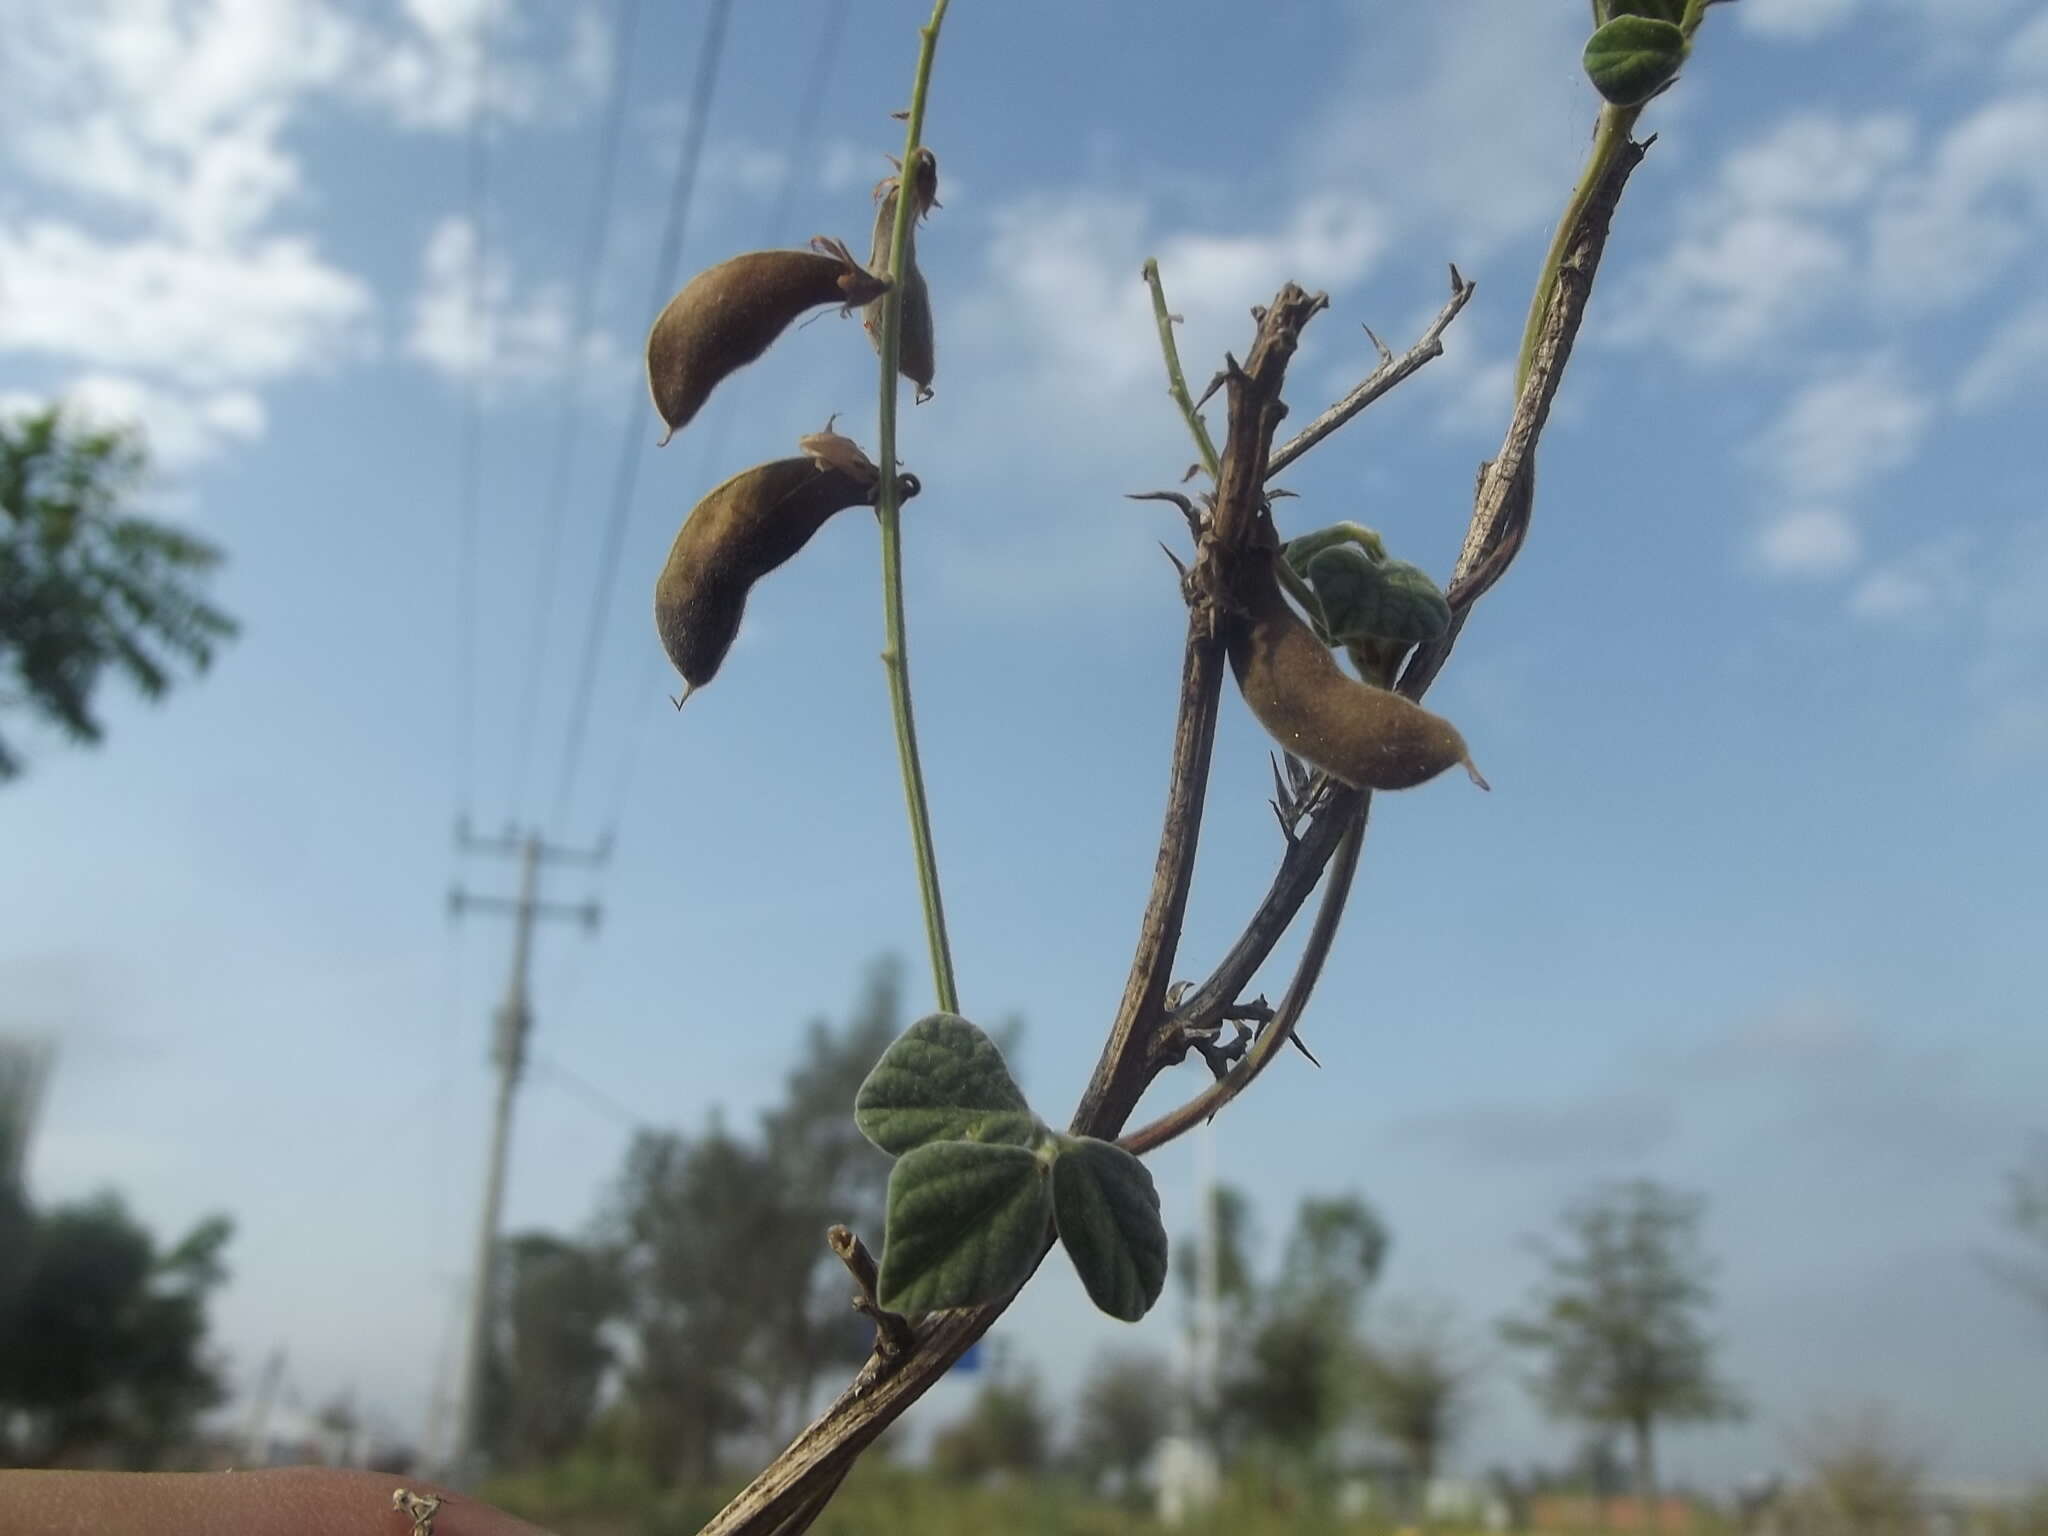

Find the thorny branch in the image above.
[
  {"left": 700, "top": 117, "right": 1656, "bottom": 1536},
  {"left": 1266, "top": 265, "right": 1476, "bottom": 480}
]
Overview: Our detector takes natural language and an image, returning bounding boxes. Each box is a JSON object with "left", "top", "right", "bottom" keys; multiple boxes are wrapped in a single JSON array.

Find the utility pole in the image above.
[{"left": 445, "top": 820, "right": 605, "bottom": 1485}]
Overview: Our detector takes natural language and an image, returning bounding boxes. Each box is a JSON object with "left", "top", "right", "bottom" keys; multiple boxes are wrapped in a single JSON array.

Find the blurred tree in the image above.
[
  {"left": 929, "top": 1374, "right": 1050, "bottom": 1484},
  {"left": 1793, "top": 1405, "right": 1926, "bottom": 1536},
  {"left": 1073, "top": 1349, "right": 1174, "bottom": 1499},
  {"left": 610, "top": 1118, "right": 775, "bottom": 1485},
  {"left": 0, "top": 1192, "right": 232, "bottom": 1466},
  {"left": 1986, "top": 1136, "right": 2048, "bottom": 1324},
  {"left": 1357, "top": 1300, "right": 1484, "bottom": 1522},
  {"left": 1500, "top": 1179, "right": 1743, "bottom": 1512},
  {"left": 485, "top": 1233, "right": 625, "bottom": 1470},
  {"left": 1278, "top": 1193, "right": 1390, "bottom": 1321},
  {"left": 0, "top": 406, "right": 236, "bottom": 780},
  {"left": 602, "top": 958, "right": 911, "bottom": 1484},
  {"left": 753, "top": 958, "right": 903, "bottom": 1434}
]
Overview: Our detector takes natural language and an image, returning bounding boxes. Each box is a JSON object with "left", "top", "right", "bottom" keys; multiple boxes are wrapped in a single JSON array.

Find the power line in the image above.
[
  {"left": 451, "top": 1, "right": 495, "bottom": 827},
  {"left": 506, "top": 0, "right": 645, "bottom": 825},
  {"left": 550, "top": 0, "right": 739, "bottom": 833},
  {"left": 591, "top": 0, "right": 851, "bottom": 844}
]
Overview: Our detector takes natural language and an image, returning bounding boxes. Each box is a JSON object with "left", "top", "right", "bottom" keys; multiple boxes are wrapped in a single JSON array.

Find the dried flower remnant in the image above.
[{"left": 865, "top": 148, "right": 939, "bottom": 401}]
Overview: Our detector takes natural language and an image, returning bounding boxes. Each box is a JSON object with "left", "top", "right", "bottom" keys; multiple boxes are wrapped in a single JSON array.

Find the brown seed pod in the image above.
[
  {"left": 654, "top": 427, "right": 921, "bottom": 702},
  {"left": 1226, "top": 552, "right": 1488, "bottom": 792},
  {"left": 864, "top": 153, "right": 938, "bottom": 402},
  {"left": 646, "top": 237, "right": 890, "bottom": 444}
]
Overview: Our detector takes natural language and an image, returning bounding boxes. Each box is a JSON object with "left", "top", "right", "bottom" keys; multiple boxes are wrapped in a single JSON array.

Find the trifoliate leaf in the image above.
[
  {"left": 855, "top": 1013, "right": 1042, "bottom": 1156},
  {"left": 1306, "top": 547, "right": 1451, "bottom": 646},
  {"left": 876, "top": 1140, "right": 1052, "bottom": 1315},
  {"left": 1050, "top": 1136, "right": 1168, "bottom": 1322},
  {"left": 1583, "top": 15, "right": 1687, "bottom": 105}
]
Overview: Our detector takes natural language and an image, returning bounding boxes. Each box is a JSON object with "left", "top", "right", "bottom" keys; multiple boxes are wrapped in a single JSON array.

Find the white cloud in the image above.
[
  {"left": 1847, "top": 535, "right": 1971, "bottom": 622},
  {"left": 1869, "top": 94, "right": 2048, "bottom": 308},
  {"left": 0, "top": 222, "right": 372, "bottom": 388},
  {"left": 1954, "top": 297, "right": 2048, "bottom": 410},
  {"left": 1607, "top": 112, "right": 1912, "bottom": 364},
  {"left": 62, "top": 374, "right": 268, "bottom": 472},
  {"left": 1747, "top": 352, "right": 1932, "bottom": 502},
  {"left": 1309, "top": 6, "right": 1587, "bottom": 256},
  {"left": 1752, "top": 505, "right": 1862, "bottom": 577},
  {"left": 0, "top": 0, "right": 608, "bottom": 468},
  {"left": 404, "top": 215, "right": 617, "bottom": 393},
  {"left": 1740, "top": 0, "right": 1864, "bottom": 38},
  {"left": 2010, "top": 8, "right": 2048, "bottom": 78}
]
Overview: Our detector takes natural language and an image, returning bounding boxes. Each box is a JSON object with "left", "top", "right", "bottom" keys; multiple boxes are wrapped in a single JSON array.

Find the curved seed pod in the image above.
[
  {"left": 1226, "top": 553, "right": 1487, "bottom": 793},
  {"left": 654, "top": 428, "right": 921, "bottom": 701},
  {"left": 864, "top": 153, "right": 939, "bottom": 402},
  {"left": 646, "top": 237, "right": 890, "bottom": 444},
  {"left": 1583, "top": 15, "right": 1688, "bottom": 105},
  {"left": 1304, "top": 546, "right": 1452, "bottom": 646}
]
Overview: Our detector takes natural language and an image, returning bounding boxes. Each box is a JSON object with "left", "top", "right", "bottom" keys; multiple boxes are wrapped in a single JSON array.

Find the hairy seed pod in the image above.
[
  {"left": 1226, "top": 553, "right": 1487, "bottom": 792},
  {"left": 864, "top": 150, "right": 939, "bottom": 401},
  {"left": 646, "top": 237, "right": 890, "bottom": 444},
  {"left": 654, "top": 429, "right": 921, "bottom": 701}
]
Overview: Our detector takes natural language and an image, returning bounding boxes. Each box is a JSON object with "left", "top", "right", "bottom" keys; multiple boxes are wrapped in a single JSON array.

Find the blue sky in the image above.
[{"left": 4, "top": 0, "right": 2046, "bottom": 1492}]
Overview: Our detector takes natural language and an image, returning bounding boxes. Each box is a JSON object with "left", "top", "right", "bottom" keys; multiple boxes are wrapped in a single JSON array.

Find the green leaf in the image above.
[
  {"left": 855, "top": 1013, "right": 1041, "bottom": 1156},
  {"left": 875, "top": 1140, "right": 1053, "bottom": 1315},
  {"left": 1050, "top": 1136, "right": 1168, "bottom": 1322},
  {"left": 1605, "top": 0, "right": 1686, "bottom": 22},
  {"left": 1281, "top": 521, "right": 1386, "bottom": 583},
  {"left": 1305, "top": 547, "right": 1451, "bottom": 645},
  {"left": 1583, "top": 15, "right": 1687, "bottom": 105}
]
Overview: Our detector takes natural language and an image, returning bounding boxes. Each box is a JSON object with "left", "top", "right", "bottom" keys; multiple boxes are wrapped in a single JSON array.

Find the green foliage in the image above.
[
  {"left": 859, "top": 1014, "right": 1170, "bottom": 1321},
  {"left": 1583, "top": 15, "right": 1688, "bottom": 106},
  {"left": 1499, "top": 1179, "right": 1743, "bottom": 1499},
  {"left": 876, "top": 1141, "right": 1053, "bottom": 1315},
  {"left": 605, "top": 961, "right": 904, "bottom": 1484},
  {"left": 1279, "top": 1193, "right": 1390, "bottom": 1320},
  {"left": 854, "top": 1013, "right": 1042, "bottom": 1154},
  {"left": 1073, "top": 1350, "right": 1174, "bottom": 1497},
  {"left": 1300, "top": 546, "right": 1451, "bottom": 648},
  {"left": 486, "top": 1233, "right": 627, "bottom": 1468},
  {"left": 0, "top": 405, "right": 237, "bottom": 780},
  {"left": 1988, "top": 1136, "right": 2048, "bottom": 1319},
  {"left": 0, "top": 1191, "right": 233, "bottom": 1466},
  {"left": 1050, "top": 1136, "right": 1167, "bottom": 1323},
  {"left": 928, "top": 1375, "right": 1052, "bottom": 1484},
  {"left": 1356, "top": 1300, "right": 1484, "bottom": 1502}
]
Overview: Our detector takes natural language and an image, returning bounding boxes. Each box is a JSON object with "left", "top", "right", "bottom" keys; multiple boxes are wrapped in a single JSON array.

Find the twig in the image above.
[
  {"left": 1119, "top": 803, "right": 1367, "bottom": 1157},
  {"left": 1133, "top": 131, "right": 1654, "bottom": 1155},
  {"left": 1266, "top": 264, "right": 1476, "bottom": 479},
  {"left": 1402, "top": 132, "right": 1649, "bottom": 700},
  {"left": 1070, "top": 284, "right": 1328, "bottom": 1140},
  {"left": 1142, "top": 259, "right": 1222, "bottom": 479},
  {"left": 827, "top": 1225, "right": 914, "bottom": 1366},
  {"left": 873, "top": 0, "right": 958, "bottom": 1014}
]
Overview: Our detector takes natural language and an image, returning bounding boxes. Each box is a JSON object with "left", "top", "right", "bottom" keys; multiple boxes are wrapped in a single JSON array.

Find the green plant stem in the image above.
[
  {"left": 1519, "top": 4, "right": 1713, "bottom": 389},
  {"left": 1142, "top": 259, "right": 1222, "bottom": 479},
  {"left": 875, "top": 0, "right": 957, "bottom": 1015},
  {"left": 1515, "top": 105, "right": 1638, "bottom": 392}
]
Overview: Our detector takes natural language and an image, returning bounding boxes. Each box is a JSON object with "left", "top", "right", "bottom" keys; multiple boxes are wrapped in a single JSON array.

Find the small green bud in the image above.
[{"left": 1583, "top": 15, "right": 1688, "bottom": 106}]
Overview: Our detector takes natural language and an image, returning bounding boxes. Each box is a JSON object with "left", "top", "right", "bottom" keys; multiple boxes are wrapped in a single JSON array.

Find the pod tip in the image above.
[{"left": 1463, "top": 756, "right": 1491, "bottom": 792}]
